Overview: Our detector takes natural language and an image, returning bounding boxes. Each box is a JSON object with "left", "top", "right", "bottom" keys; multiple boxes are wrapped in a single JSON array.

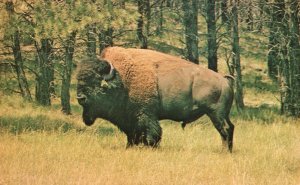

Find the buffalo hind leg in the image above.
[
  {"left": 208, "top": 113, "right": 234, "bottom": 152},
  {"left": 225, "top": 116, "right": 235, "bottom": 152}
]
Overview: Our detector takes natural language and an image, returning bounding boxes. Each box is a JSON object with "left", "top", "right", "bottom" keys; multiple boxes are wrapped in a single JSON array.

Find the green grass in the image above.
[{"left": 0, "top": 94, "right": 299, "bottom": 185}]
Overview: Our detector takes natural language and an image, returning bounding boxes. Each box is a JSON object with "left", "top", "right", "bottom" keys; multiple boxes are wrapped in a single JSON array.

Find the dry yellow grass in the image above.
[{"left": 0, "top": 94, "right": 300, "bottom": 185}]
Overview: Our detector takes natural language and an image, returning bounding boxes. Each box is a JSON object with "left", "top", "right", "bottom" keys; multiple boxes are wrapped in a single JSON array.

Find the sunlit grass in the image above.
[{"left": 0, "top": 94, "right": 299, "bottom": 185}]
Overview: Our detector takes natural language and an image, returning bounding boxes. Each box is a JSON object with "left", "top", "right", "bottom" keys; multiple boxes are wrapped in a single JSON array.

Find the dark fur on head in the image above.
[{"left": 77, "top": 57, "right": 111, "bottom": 81}]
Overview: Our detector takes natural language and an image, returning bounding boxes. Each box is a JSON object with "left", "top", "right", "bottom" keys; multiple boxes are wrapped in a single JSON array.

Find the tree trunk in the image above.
[
  {"left": 267, "top": 0, "right": 286, "bottom": 81},
  {"left": 61, "top": 32, "right": 76, "bottom": 115},
  {"left": 182, "top": 0, "right": 199, "bottom": 64},
  {"left": 206, "top": 0, "right": 218, "bottom": 72},
  {"left": 137, "top": 0, "right": 148, "bottom": 49},
  {"left": 231, "top": 0, "right": 244, "bottom": 110},
  {"left": 99, "top": 28, "right": 114, "bottom": 54},
  {"left": 5, "top": 1, "right": 32, "bottom": 101},
  {"left": 287, "top": 0, "right": 300, "bottom": 116},
  {"left": 257, "top": 0, "right": 265, "bottom": 31},
  {"left": 246, "top": 1, "right": 253, "bottom": 31},
  {"left": 35, "top": 39, "right": 53, "bottom": 106},
  {"left": 86, "top": 25, "right": 97, "bottom": 57},
  {"left": 155, "top": 1, "right": 164, "bottom": 36},
  {"left": 268, "top": 0, "right": 290, "bottom": 114},
  {"left": 12, "top": 31, "right": 33, "bottom": 102},
  {"left": 221, "top": 0, "right": 229, "bottom": 24}
]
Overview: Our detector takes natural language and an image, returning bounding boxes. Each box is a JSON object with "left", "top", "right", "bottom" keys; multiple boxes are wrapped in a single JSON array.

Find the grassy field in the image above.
[{"left": 1, "top": 67, "right": 300, "bottom": 185}]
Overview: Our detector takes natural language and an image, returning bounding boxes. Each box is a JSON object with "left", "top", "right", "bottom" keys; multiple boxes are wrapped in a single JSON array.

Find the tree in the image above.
[
  {"left": 206, "top": 0, "right": 218, "bottom": 71},
  {"left": 4, "top": 1, "right": 32, "bottom": 102},
  {"left": 86, "top": 24, "right": 97, "bottom": 57},
  {"left": 221, "top": 0, "right": 229, "bottom": 24},
  {"left": 231, "top": 0, "right": 245, "bottom": 110},
  {"left": 267, "top": 0, "right": 287, "bottom": 81},
  {"left": 61, "top": 32, "right": 76, "bottom": 115},
  {"left": 182, "top": 0, "right": 199, "bottom": 64},
  {"left": 281, "top": 0, "right": 300, "bottom": 116},
  {"left": 35, "top": 38, "right": 53, "bottom": 106},
  {"left": 137, "top": 0, "right": 149, "bottom": 49},
  {"left": 245, "top": 1, "right": 254, "bottom": 31}
]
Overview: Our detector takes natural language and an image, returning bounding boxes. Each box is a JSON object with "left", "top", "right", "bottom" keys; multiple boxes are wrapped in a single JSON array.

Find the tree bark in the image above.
[
  {"left": 5, "top": 1, "right": 32, "bottom": 101},
  {"left": 287, "top": 0, "right": 300, "bottom": 116},
  {"left": 231, "top": 0, "right": 244, "bottom": 110},
  {"left": 137, "top": 0, "right": 148, "bottom": 49},
  {"left": 257, "top": 0, "right": 265, "bottom": 31},
  {"left": 221, "top": 0, "right": 229, "bottom": 24},
  {"left": 267, "top": 0, "right": 286, "bottom": 81},
  {"left": 86, "top": 25, "right": 97, "bottom": 57},
  {"left": 155, "top": 1, "right": 164, "bottom": 36},
  {"left": 206, "top": 0, "right": 218, "bottom": 72},
  {"left": 99, "top": 28, "right": 114, "bottom": 54},
  {"left": 182, "top": 0, "right": 199, "bottom": 64},
  {"left": 35, "top": 39, "right": 53, "bottom": 106},
  {"left": 246, "top": 1, "right": 253, "bottom": 31},
  {"left": 61, "top": 32, "right": 76, "bottom": 115}
]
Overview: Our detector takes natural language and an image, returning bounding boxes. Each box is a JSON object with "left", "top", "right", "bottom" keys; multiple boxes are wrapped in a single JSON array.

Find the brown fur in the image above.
[
  {"left": 77, "top": 47, "right": 235, "bottom": 151},
  {"left": 101, "top": 47, "right": 158, "bottom": 104}
]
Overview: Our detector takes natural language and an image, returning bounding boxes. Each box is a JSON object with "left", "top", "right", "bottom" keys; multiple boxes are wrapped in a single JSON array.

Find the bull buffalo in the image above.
[{"left": 77, "top": 47, "right": 235, "bottom": 152}]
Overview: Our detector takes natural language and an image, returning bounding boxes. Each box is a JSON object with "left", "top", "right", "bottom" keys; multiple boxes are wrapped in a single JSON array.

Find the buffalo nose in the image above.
[{"left": 77, "top": 94, "right": 87, "bottom": 105}]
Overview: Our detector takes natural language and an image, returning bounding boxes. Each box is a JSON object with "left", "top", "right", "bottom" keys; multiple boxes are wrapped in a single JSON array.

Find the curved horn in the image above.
[{"left": 103, "top": 62, "right": 115, "bottom": 81}]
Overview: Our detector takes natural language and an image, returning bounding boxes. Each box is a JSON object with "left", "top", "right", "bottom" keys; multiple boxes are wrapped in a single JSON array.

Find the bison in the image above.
[{"left": 77, "top": 47, "right": 235, "bottom": 152}]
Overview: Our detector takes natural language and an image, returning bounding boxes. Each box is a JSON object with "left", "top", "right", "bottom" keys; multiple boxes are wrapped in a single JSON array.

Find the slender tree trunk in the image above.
[
  {"left": 99, "top": 28, "right": 114, "bottom": 54},
  {"left": 5, "top": 1, "right": 32, "bottom": 101},
  {"left": 61, "top": 32, "right": 76, "bottom": 115},
  {"left": 35, "top": 39, "right": 53, "bottom": 106},
  {"left": 99, "top": 0, "right": 114, "bottom": 54},
  {"left": 221, "top": 0, "right": 229, "bottom": 24},
  {"left": 246, "top": 1, "right": 253, "bottom": 31},
  {"left": 155, "top": 1, "right": 164, "bottom": 36},
  {"left": 12, "top": 31, "right": 32, "bottom": 101},
  {"left": 269, "top": 0, "right": 290, "bottom": 114},
  {"left": 206, "top": 0, "right": 218, "bottom": 72},
  {"left": 137, "top": 0, "right": 148, "bottom": 49},
  {"left": 257, "top": 0, "right": 265, "bottom": 31},
  {"left": 86, "top": 24, "right": 97, "bottom": 57},
  {"left": 267, "top": 0, "right": 286, "bottom": 81},
  {"left": 182, "top": 0, "right": 199, "bottom": 64},
  {"left": 231, "top": 0, "right": 244, "bottom": 110},
  {"left": 145, "top": 0, "right": 151, "bottom": 36},
  {"left": 287, "top": 0, "right": 300, "bottom": 116}
]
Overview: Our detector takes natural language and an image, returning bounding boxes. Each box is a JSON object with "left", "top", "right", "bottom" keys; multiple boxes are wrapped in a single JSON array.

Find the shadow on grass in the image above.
[
  {"left": 95, "top": 126, "right": 115, "bottom": 136},
  {"left": 0, "top": 115, "right": 83, "bottom": 134},
  {"left": 0, "top": 114, "right": 117, "bottom": 136},
  {"left": 243, "top": 73, "right": 278, "bottom": 93},
  {"left": 231, "top": 104, "right": 281, "bottom": 124}
]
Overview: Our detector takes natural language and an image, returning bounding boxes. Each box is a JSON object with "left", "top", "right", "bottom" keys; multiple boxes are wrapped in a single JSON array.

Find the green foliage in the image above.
[{"left": 31, "top": 0, "right": 138, "bottom": 40}]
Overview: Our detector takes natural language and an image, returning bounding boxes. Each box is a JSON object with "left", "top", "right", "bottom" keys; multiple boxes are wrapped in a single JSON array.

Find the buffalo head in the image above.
[{"left": 76, "top": 57, "right": 116, "bottom": 126}]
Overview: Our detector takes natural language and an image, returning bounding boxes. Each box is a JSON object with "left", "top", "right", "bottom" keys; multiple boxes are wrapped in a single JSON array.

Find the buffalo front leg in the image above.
[
  {"left": 137, "top": 114, "right": 162, "bottom": 147},
  {"left": 126, "top": 131, "right": 143, "bottom": 148}
]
